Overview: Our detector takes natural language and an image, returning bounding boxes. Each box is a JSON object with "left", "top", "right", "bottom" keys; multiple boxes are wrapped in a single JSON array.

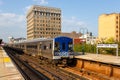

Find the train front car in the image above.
[{"left": 53, "top": 36, "right": 74, "bottom": 66}]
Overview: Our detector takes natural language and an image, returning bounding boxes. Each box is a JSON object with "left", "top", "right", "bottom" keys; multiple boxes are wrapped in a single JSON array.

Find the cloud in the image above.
[
  {"left": 33, "top": 0, "right": 48, "bottom": 5},
  {"left": 0, "top": 13, "right": 26, "bottom": 42},
  {"left": 24, "top": 5, "right": 32, "bottom": 14},
  {"left": 62, "top": 17, "right": 87, "bottom": 33},
  {"left": 0, "top": 13, "right": 25, "bottom": 27},
  {"left": 24, "top": 0, "right": 48, "bottom": 14}
]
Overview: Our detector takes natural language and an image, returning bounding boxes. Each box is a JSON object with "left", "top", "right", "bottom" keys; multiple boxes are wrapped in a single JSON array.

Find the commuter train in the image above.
[{"left": 9, "top": 36, "right": 74, "bottom": 65}]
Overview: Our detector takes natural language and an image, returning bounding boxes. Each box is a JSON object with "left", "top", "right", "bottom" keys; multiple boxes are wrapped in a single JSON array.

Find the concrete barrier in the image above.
[{"left": 76, "top": 59, "right": 120, "bottom": 79}]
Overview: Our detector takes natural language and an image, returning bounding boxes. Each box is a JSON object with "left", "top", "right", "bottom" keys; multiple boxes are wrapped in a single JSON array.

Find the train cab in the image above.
[{"left": 53, "top": 36, "right": 74, "bottom": 59}]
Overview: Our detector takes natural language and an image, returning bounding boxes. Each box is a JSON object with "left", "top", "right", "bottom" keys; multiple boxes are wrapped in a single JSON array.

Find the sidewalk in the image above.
[{"left": 0, "top": 47, "right": 24, "bottom": 80}]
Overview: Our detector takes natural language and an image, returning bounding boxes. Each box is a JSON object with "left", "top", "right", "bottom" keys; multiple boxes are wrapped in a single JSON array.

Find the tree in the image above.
[
  {"left": 74, "top": 43, "right": 96, "bottom": 53},
  {"left": 105, "top": 37, "right": 116, "bottom": 44},
  {"left": 98, "top": 37, "right": 117, "bottom": 55}
]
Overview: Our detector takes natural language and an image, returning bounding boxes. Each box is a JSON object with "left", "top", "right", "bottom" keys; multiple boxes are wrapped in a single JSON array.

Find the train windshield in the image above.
[
  {"left": 54, "top": 42, "right": 60, "bottom": 52},
  {"left": 62, "top": 42, "right": 66, "bottom": 51},
  {"left": 68, "top": 42, "right": 73, "bottom": 51}
]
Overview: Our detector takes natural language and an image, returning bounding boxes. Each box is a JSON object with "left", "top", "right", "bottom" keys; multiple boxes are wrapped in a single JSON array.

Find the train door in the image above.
[
  {"left": 60, "top": 38, "right": 73, "bottom": 52},
  {"left": 60, "top": 41, "right": 68, "bottom": 52}
]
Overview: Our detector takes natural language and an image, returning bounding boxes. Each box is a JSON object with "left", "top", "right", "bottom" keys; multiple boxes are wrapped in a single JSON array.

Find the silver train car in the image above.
[{"left": 10, "top": 36, "right": 74, "bottom": 65}]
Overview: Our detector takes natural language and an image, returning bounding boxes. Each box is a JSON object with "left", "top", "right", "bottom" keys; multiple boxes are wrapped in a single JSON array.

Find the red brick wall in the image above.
[{"left": 74, "top": 39, "right": 82, "bottom": 44}]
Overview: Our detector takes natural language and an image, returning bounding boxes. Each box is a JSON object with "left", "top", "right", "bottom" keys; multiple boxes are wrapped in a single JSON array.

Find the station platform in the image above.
[
  {"left": 75, "top": 53, "right": 120, "bottom": 66},
  {"left": 0, "top": 47, "right": 24, "bottom": 80}
]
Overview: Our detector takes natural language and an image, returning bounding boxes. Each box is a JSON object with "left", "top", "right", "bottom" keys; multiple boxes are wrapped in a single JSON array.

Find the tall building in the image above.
[
  {"left": 98, "top": 13, "right": 120, "bottom": 42},
  {"left": 26, "top": 5, "right": 61, "bottom": 39}
]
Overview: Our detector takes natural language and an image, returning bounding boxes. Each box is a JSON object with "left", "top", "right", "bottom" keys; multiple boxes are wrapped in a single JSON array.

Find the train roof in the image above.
[
  {"left": 26, "top": 38, "right": 53, "bottom": 43},
  {"left": 10, "top": 36, "right": 73, "bottom": 45},
  {"left": 13, "top": 38, "right": 53, "bottom": 44},
  {"left": 54, "top": 36, "right": 73, "bottom": 39}
]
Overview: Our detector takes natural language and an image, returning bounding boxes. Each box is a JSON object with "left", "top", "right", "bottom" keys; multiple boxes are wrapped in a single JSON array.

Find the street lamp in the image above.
[{"left": 80, "top": 27, "right": 88, "bottom": 55}]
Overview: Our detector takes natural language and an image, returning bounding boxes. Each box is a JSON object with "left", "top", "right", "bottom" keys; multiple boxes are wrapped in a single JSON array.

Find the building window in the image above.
[
  {"left": 116, "top": 26, "right": 118, "bottom": 28},
  {"left": 116, "top": 21, "right": 118, "bottom": 24},
  {"left": 116, "top": 16, "right": 118, "bottom": 19},
  {"left": 116, "top": 30, "right": 118, "bottom": 33},
  {"left": 116, "top": 35, "right": 118, "bottom": 37}
]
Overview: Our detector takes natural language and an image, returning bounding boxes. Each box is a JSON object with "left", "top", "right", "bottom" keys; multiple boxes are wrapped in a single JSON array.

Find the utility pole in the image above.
[{"left": 80, "top": 27, "right": 88, "bottom": 55}]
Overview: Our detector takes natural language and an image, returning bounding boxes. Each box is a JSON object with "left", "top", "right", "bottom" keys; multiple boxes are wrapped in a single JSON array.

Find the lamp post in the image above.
[{"left": 80, "top": 27, "right": 88, "bottom": 55}]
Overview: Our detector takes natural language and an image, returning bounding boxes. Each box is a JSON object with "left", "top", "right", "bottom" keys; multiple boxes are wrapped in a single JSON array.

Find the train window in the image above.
[
  {"left": 49, "top": 43, "right": 52, "bottom": 49},
  {"left": 34, "top": 45, "right": 37, "bottom": 49},
  {"left": 62, "top": 42, "right": 66, "bottom": 50},
  {"left": 43, "top": 45, "right": 47, "bottom": 50},
  {"left": 55, "top": 42, "right": 60, "bottom": 51},
  {"left": 68, "top": 42, "right": 73, "bottom": 51}
]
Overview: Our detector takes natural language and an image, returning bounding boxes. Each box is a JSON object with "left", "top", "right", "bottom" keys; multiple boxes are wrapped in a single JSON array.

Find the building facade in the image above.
[
  {"left": 60, "top": 31, "right": 82, "bottom": 44},
  {"left": 60, "top": 31, "right": 97, "bottom": 44},
  {"left": 98, "top": 13, "right": 120, "bottom": 42},
  {"left": 60, "top": 31, "right": 82, "bottom": 39},
  {"left": 79, "top": 32, "right": 97, "bottom": 44},
  {"left": 26, "top": 5, "right": 61, "bottom": 39}
]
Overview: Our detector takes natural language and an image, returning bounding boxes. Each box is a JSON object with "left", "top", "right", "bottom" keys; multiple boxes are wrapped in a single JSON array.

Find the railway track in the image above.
[
  {"left": 20, "top": 55, "right": 76, "bottom": 79},
  {"left": 3, "top": 47, "right": 50, "bottom": 80},
  {"left": 20, "top": 54, "right": 88, "bottom": 80},
  {"left": 3, "top": 47, "right": 88, "bottom": 80}
]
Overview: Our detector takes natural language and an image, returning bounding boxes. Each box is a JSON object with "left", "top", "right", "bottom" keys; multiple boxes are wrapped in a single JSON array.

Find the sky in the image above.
[{"left": 0, "top": 0, "right": 120, "bottom": 42}]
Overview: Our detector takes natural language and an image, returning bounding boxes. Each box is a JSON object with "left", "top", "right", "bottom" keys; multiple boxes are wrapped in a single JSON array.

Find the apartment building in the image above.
[
  {"left": 26, "top": 5, "right": 61, "bottom": 39},
  {"left": 98, "top": 13, "right": 120, "bottom": 42}
]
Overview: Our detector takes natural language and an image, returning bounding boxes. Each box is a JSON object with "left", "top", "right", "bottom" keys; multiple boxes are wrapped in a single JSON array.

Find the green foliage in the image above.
[
  {"left": 105, "top": 37, "right": 116, "bottom": 44},
  {"left": 74, "top": 44, "right": 82, "bottom": 52},
  {"left": 98, "top": 37, "right": 119, "bottom": 55},
  {"left": 74, "top": 43, "right": 96, "bottom": 53},
  {"left": 74, "top": 37, "right": 120, "bottom": 56},
  {"left": 98, "top": 48, "right": 116, "bottom": 55},
  {"left": 116, "top": 42, "right": 120, "bottom": 56},
  {"left": 98, "top": 37, "right": 116, "bottom": 44}
]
